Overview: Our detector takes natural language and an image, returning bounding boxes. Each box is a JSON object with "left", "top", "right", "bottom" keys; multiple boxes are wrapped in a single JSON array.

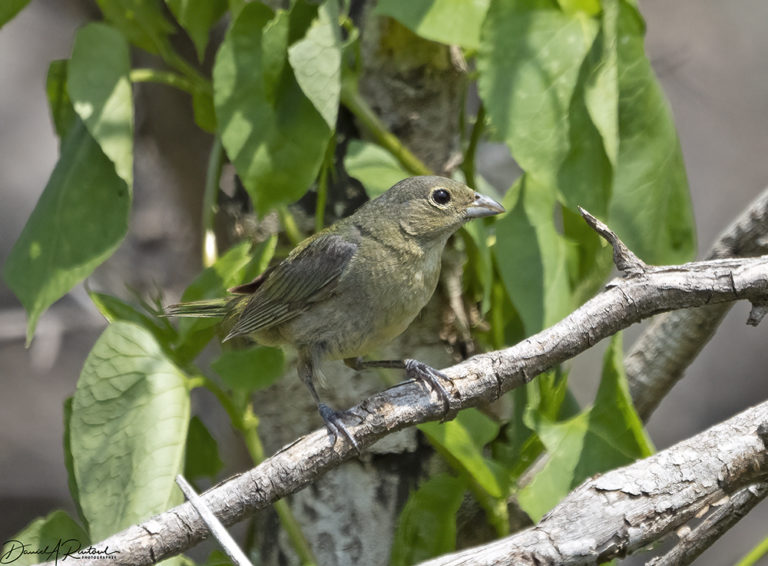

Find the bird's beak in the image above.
[{"left": 466, "top": 192, "right": 505, "bottom": 218}]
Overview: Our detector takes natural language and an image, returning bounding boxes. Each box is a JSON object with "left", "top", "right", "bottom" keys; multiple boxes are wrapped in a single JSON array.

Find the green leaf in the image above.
[
  {"left": 584, "top": 0, "right": 619, "bottom": 167},
  {"left": 493, "top": 177, "right": 571, "bottom": 335},
  {"left": 69, "top": 23, "right": 134, "bottom": 186},
  {"left": 420, "top": 408, "right": 505, "bottom": 498},
  {"left": 288, "top": 0, "right": 342, "bottom": 129},
  {"left": 214, "top": 3, "right": 331, "bottom": 213},
  {"left": 45, "top": 60, "right": 77, "bottom": 139},
  {"left": 478, "top": 1, "right": 598, "bottom": 189},
  {"left": 193, "top": 88, "right": 217, "bottom": 133},
  {"left": 518, "top": 333, "right": 653, "bottom": 521},
  {"left": 461, "top": 218, "right": 493, "bottom": 315},
  {"left": 89, "top": 291, "right": 176, "bottom": 345},
  {"left": 63, "top": 397, "right": 88, "bottom": 530},
  {"left": 377, "top": 0, "right": 490, "bottom": 50},
  {"left": 608, "top": 0, "right": 695, "bottom": 263},
  {"left": 70, "top": 322, "right": 190, "bottom": 541},
  {"left": 390, "top": 473, "right": 466, "bottom": 566},
  {"left": 184, "top": 416, "right": 224, "bottom": 480},
  {"left": 344, "top": 140, "right": 409, "bottom": 198},
  {"left": 2, "top": 511, "right": 89, "bottom": 566},
  {"left": 166, "top": 0, "right": 227, "bottom": 61},
  {"left": 3, "top": 121, "right": 131, "bottom": 345},
  {"left": 95, "top": 0, "right": 175, "bottom": 55},
  {"left": 0, "top": 0, "right": 30, "bottom": 29},
  {"left": 211, "top": 346, "right": 284, "bottom": 391}
]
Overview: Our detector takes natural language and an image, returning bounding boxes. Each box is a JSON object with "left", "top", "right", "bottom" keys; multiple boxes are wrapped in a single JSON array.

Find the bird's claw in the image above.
[
  {"left": 318, "top": 403, "right": 360, "bottom": 454},
  {"left": 404, "top": 359, "right": 452, "bottom": 419}
]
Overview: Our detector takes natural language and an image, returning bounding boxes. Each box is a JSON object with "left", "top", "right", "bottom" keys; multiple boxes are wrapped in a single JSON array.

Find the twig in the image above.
[{"left": 34, "top": 213, "right": 768, "bottom": 566}]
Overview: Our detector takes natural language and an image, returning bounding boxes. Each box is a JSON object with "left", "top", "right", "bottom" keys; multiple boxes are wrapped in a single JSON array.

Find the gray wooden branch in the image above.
[
  {"left": 626, "top": 186, "right": 768, "bottom": 421},
  {"left": 419, "top": 400, "right": 768, "bottom": 566},
  {"left": 37, "top": 215, "right": 768, "bottom": 566}
]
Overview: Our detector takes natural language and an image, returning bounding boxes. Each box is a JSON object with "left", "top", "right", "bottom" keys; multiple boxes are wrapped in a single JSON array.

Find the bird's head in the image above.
[{"left": 371, "top": 176, "right": 505, "bottom": 242}]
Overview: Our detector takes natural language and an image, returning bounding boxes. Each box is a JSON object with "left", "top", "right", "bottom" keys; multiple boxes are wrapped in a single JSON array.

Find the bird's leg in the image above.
[
  {"left": 345, "top": 357, "right": 452, "bottom": 418},
  {"left": 299, "top": 352, "right": 360, "bottom": 453}
]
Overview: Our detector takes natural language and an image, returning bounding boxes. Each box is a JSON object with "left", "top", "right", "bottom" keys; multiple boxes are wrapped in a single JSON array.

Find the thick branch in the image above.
[
  {"left": 40, "top": 247, "right": 768, "bottom": 565},
  {"left": 627, "top": 187, "right": 768, "bottom": 420},
  {"left": 419, "top": 400, "right": 768, "bottom": 565}
]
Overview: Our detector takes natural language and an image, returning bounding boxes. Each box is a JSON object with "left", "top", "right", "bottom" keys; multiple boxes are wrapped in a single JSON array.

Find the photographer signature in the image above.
[{"left": 1, "top": 539, "right": 118, "bottom": 563}]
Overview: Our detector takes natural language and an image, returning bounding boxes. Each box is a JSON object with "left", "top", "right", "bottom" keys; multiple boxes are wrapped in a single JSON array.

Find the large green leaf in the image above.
[
  {"left": 608, "top": 1, "right": 695, "bottom": 263},
  {"left": 2, "top": 511, "right": 89, "bottom": 566},
  {"left": 377, "top": 0, "right": 490, "bottom": 50},
  {"left": 287, "top": 0, "right": 342, "bottom": 129},
  {"left": 0, "top": 0, "right": 29, "bottom": 29},
  {"left": 69, "top": 23, "right": 134, "bottom": 186},
  {"left": 493, "top": 178, "right": 571, "bottom": 335},
  {"left": 518, "top": 333, "right": 653, "bottom": 521},
  {"left": 211, "top": 345, "right": 285, "bottom": 391},
  {"left": 344, "top": 140, "right": 409, "bottom": 198},
  {"left": 478, "top": 1, "right": 598, "bottom": 189},
  {"left": 420, "top": 409, "right": 505, "bottom": 498},
  {"left": 213, "top": 3, "right": 331, "bottom": 213},
  {"left": 70, "top": 322, "right": 190, "bottom": 541},
  {"left": 390, "top": 473, "right": 466, "bottom": 566},
  {"left": 3, "top": 121, "right": 131, "bottom": 344},
  {"left": 95, "top": 0, "right": 175, "bottom": 55},
  {"left": 166, "top": 0, "right": 227, "bottom": 61}
]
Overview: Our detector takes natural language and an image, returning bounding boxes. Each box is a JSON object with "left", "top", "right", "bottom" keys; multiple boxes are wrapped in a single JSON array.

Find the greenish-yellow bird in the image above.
[{"left": 166, "top": 176, "right": 504, "bottom": 450}]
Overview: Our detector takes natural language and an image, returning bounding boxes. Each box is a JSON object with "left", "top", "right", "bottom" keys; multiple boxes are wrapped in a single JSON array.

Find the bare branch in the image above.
[
  {"left": 626, "top": 187, "right": 768, "bottom": 420},
  {"left": 36, "top": 218, "right": 768, "bottom": 566},
  {"left": 419, "top": 401, "right": 768, "bottom": 566}
]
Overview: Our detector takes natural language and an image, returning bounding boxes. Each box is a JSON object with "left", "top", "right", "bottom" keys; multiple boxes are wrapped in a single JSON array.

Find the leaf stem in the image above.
[
  {"left": 129, "top": 68, "right": 197, "bottom": 94},
  {"left": 203, "top": 137, "right": 225, "bottom": 267},
  {"left": 340, "top": 80, "right": 433, "bottom": 176}
]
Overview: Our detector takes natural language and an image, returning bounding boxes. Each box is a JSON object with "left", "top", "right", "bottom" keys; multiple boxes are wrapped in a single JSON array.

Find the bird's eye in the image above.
[{"left": 431, "top": 188, "right": 451, "bottom": 206}]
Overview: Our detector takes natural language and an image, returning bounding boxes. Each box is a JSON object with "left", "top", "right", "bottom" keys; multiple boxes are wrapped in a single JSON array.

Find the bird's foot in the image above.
[
  {"left": 318, "top": 403, "right": 360, "bottom": 454},
  {"left": 404, "top": 359, "right": 452, "bottom": 419}
]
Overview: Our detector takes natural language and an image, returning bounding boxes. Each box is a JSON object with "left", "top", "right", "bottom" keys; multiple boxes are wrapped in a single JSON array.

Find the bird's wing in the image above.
[{"left": 225, "top": 232, "right": 358, "bottom": 339}]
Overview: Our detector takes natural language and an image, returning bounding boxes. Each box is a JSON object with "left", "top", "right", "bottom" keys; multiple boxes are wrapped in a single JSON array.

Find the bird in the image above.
[{"left": 165, "top": 176, "right": 505, "bottom": 450}]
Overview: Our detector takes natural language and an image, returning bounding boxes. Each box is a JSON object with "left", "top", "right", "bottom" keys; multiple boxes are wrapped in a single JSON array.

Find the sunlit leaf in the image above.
[{"left": 70, "top": 322, "right": 190, "bottom": 541}]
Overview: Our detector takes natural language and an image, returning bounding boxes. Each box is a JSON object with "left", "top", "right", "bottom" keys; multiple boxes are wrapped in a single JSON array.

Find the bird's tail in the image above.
[{"left": 163, "top": 298, "right": 230, "bottom": 318}]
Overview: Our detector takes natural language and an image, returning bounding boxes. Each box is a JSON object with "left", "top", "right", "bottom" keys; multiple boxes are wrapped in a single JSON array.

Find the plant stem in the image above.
[
  {"left": 278, "top": 206, "right": 304, "bottom": 246},
  {"left": 737, "top": 535, "right": 768, "bottom": 566},
  {"left": 340, "top": 80, "right": 433, "bottom": 176},
  {"left": 129, "top": 68, "right": 197, "bottom": 94},
  {"left": 196, "top": 376, "right": 318, "bottom": 565},
  {"left": 241, "top": 406, "right": 318, "bottom": 566},
  {"left": 203, "top": 137, "right": 225, "bottom": 267},
  {"left": 315, "top": 137, "right": 336, "bottom": 232},
  {"left": 461, "top": 104, "right": 486, "bottom": 189}
]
